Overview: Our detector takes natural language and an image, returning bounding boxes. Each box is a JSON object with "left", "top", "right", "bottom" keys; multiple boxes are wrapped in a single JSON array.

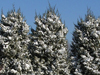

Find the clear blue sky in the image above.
[{"left": 0, "top": 0, "right": 100, "bottom": 43}]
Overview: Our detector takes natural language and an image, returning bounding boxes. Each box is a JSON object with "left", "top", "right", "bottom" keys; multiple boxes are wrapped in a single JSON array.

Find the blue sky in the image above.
[{"left": 0, "top": 0, "right": 100, "bottom": 43}]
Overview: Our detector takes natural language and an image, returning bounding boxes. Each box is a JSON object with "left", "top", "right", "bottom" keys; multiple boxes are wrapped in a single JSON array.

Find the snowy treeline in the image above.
[
  {"left": 0, "top": 9, "right": 33, "bottom": 74},
  {"left": 0, "top": 7, "right": 70, "bottom": 75},
  {"left": 29, "top": 8, "right": 69, "bottom": 75},
  {"left": 70, "top": 11, "right": 100, "bottom": 75},
  {"left": 0, "top": 6, "right": 100, "bottom": 75}
]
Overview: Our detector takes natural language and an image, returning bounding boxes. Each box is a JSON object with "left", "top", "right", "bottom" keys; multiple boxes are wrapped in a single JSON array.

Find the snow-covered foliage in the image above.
[
  {"left": 71, "top": 14, "right": 100, "bottom": 75},
  {"left": 29, "top": 7, "right": 70, "bottom": 75},
  {"left": 0, "top": 9, "right": 33, "bottom": 74}
]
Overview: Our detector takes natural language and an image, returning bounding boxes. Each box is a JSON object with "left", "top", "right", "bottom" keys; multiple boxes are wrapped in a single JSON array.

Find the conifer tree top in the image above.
[{"left": 29, "top": 5, "right": 69, "bottom": 75}]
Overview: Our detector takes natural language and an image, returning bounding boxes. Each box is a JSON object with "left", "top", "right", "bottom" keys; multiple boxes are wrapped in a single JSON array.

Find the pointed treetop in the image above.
[
  {"left": 35, "top": 3, "right": 60, "bottom": 21},
  {"left": 85, "top": 8, "right": 95, "bottom": 21},
  {"left": 1, "top": 8, "right": 3, "bottom": 15},
  {"left": 12, "top": 4, "right": 15, "bottom": 12}
]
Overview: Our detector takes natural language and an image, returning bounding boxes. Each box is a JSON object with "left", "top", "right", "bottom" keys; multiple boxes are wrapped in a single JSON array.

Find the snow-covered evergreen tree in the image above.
[
  {"left": 0, "top": 9, "right": 33, "bottom": 74},
  {"left": 70, "top": 10, "right": 100, "bottom": 75},
  {"left": 29, "top": 7, "right": 70, "bottom": 75}
]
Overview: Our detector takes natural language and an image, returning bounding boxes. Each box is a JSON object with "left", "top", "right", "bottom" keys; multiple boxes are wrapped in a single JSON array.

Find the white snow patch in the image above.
[
  {"left": 58, "top": 47, "right": 65, "bottom": 54},
  {"left": 81, "top": 55, "right": 86, "bottom": 58},
  {"left": 58, "top": 20, "right": 61, "bottom": 24},
  {"left": 38, "top": 31, "right": 44, "bottom": 35},
  {"left": 49, "top": 46, "right": 53, "bottom": 50},
  {"left": 42, "top": 24, "right": 46, "bottom": 29},
  {"left": 25, "top": 64, "right": 30, "bottom": 70},
  {"left": 93, "top": 33, "right": 99, "bottom": 38},
  {"left": 79, "top": 37, "right": 82, "bottom": 41},
  {"left": 8, "top": 36, "right": 12, "bottom": 40},
  {"left": 46, "top": 28, "right": 49, "bottom": 31},
  {"left": 35, "top": 18, "right": 42, "bottom": 25},
  {"left": 34, "top": 41, "right": 38, "bottom": 45},
  {"left": 2, "top": 14, "right": 5, "bottom": 18},
  {"left": 50, "top": 34, "right": 56, "bottom": 38},
  {"left": 17, "top": 64, "right": 22, "bottom": 71},
  {"left": 43, "top": 44, "right": 47, "bottom": 48},
  {"left": 96, "top": 23, "right": 99, "bottom": 27},
  {"left": 57, "top": 31, "right": 64, "bottom": 37},
  {"left": 91, "top": 30, "right": 99, "bottom": 38},
  {"left": 4, "top": 42, "right": 9, "bottom": 45},
  {"left": 3, "top": 45, "right": 9, "bottom": 49},
  {"left": 96, "top": 31, "right": 100, "bottom": 35},
  {"left": 11, "top": 69, "right": 17, "bottom": 73},
  {"left": 84, "top": 37, "right": 89, "bottom": 42},
  {"left": 38, "top": 21, "right": 42, "bottom": 25},
  {"left": 47, "top": 17, "right": 53, "bottom": 22},
  {"left": 63, "top": 28, "right": 68, "bottom": 34},
  {"left": 85, "top": 21, "right": 91, "bottom": 26}
]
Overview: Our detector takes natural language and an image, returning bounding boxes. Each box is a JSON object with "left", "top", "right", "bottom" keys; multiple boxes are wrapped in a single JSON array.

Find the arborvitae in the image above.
[
  {"left": 0, "top": 9, "right": 33, "bottom": 74},
  {"left": 29, "top": 6, "right": 70, "bottom": 75},
  {"left": 70, "top": 10, "right": 100, "bottom": 75}
]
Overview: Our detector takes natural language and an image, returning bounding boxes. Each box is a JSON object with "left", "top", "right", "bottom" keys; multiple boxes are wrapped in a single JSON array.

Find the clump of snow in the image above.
[
  {"left": 47, "top": 17, "right": 53, "bottom": 22},
  {"left": 38, "top": 31, "right": 44, "bottom": 35},
  {"left": 1, "top": 14, "right": 5, "bottom": 19},
  {"left": 84, "top": 37, "right": 88, "bottom": 41},
  {"left": 96, "top": 23, "right": 99, "bottom": 27},
  {"left": 57, "top": 20, "right": 61, "bottom": 24},
  {"left": 11, "top": 69, "right": 17, "bottom": 73},
  {"left": 58, "top": 47, "right": 65, "bottom": 54},
  {"left": 25, "top": 64, "right": 30, "bottom": 70},
  {"left": 8, "top": 36, "right": 12, "bottom": 40},
  {"left": 63, "top": 28, "right": 68, "bottom": 34},
  {"left": 91, "top": 29, "right": 100, "bottom": 38},
  {"left": 34, "top": 41, "right": 38, "bottom": 45},
  {"left": 42, "top": 24, "right": 46, "bottom": 29},
  {"left": 43, "top": 44, "right": 47, "bottom": 48},
  {"left": 84, "top": 21, "right": 91, "bottom": 27},
  {"left": 84, "top": 37, "right": 89, "bottom": 43},
  {"left": 3, "top": 44, "right": 9, "bottom": 49},
  {"left": 50, "top": 34, "right": 56, "bottom": 38},
  {"left": 93, "top": 33, "right": 99, "bottom": 38},
  {"left": 35, "top": 17, "right": 42, "bottom": 25},
  {"left": 96, "top": 31, "right": 100, "bottom": 35},
  {"left": 57, "top": 31, "right": 64, "bottom": 37},
  {"left": 81, "top": 55, "right": 86, "bottom": 58}
]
